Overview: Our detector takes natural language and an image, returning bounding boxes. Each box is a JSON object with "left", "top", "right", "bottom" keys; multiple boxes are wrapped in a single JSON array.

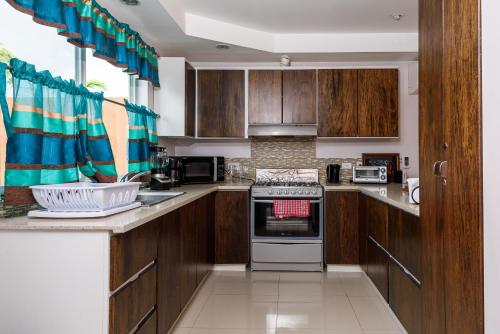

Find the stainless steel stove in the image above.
[{"left": 251, "top": 169, "right": 324, "bottom": 272}]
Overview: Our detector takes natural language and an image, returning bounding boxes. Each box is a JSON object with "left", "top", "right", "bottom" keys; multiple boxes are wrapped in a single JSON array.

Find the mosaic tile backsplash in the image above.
[{"left": 226, "top": 137, "right": 362, "bottom": 184}]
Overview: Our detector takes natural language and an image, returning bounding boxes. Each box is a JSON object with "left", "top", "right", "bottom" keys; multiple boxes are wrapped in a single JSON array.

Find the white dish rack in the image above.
[{"left": 30, "top": 182, "right": 141, "bottom": 212}]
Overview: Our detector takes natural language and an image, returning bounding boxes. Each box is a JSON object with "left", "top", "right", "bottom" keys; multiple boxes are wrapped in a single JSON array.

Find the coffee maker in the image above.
[
  {"left": 326, "top": 164, "right": 341, "bottom": 184},
  {"left": 167, "top": 157, "right": 183, "bottom": 187},
  {"left": 149, "top": 145, "right": 172, "bottom": 190}
]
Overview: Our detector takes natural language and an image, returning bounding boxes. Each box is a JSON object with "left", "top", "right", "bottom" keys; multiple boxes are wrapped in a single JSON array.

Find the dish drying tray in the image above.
[
  {"left": 28, "top": 202, "right": 142, "bottom": 218},
  {"left": 30, "top": 182, "right": 141, "bottom": 212}
]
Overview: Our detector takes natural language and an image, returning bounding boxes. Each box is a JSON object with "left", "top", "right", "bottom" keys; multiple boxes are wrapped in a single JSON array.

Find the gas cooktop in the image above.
[{"left": 251, "top": 169, "right": 323, "bottom": 198}]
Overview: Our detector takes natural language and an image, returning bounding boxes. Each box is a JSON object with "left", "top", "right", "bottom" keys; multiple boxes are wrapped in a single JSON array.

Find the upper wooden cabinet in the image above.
[
  {"left": 248, "top": 69, "right": 317, "bottom": 125},
  {"left": 248, "top": 70, "right": 282, "bottom": 124},
  {"left": 282, "top": 70, "right": 317, "bottom": 124},
  {"left": 318, "top": 68, "right": 399, "bottom": 138},
  {"left": 155, "top": 57, "right": 196, "bottom": 137},
  {"left": 358, "top": 69, "right": 399, "bottom": 137},
  {"left": 318, "top": 69, "right": 358, "bottom": 137},
  {"left": 197, "top": 70, "right": 245, "bottom": 137}
]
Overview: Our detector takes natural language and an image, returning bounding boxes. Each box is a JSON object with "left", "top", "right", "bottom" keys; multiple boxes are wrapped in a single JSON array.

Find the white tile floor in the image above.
[{"left": 171, "top": 271, "right": 405, "bottom": 334}]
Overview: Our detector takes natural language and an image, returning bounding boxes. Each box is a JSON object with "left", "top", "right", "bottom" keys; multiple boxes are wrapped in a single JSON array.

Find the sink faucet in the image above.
[{"left": 119, "top": 171, "right": 151, "bottom": 183}]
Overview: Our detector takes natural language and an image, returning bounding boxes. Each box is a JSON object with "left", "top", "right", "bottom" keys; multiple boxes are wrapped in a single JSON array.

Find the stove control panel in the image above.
[{"left": 251, "top": 186, "right": 323, "bottom": 198}]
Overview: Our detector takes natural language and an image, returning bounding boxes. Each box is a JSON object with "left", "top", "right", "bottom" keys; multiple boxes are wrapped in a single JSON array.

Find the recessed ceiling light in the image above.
[
  {"left": 215, "top": 44, "right": 230, "bottom": 50},
  {"left": 391, "top": 13, "right": 405, "bottom": 21},
  {"left": 121, "top": 0, "right": 140, "bottom": 5}
]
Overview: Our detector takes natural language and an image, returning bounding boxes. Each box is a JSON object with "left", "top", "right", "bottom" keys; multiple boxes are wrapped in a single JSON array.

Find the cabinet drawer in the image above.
[
  {"left": 135, "top": 310, "right": 157, "bottom": 334},
  {"left": 110, "top": 220, "right": 159, "bottom": 290},
  {"left": 109, "top": 265, "right": 157, "bottom": 334},
  {"left": 367, "top": 239, "right": 389, "bottom": 302},
  {"left": 252, "top": 242, "right": 322, "bottom": 263},
  {"left": 367, "top": 197, "right": 389, "bottom": 249}
]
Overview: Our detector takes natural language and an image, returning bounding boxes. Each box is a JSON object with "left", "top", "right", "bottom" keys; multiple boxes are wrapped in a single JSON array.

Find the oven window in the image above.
[
  {"left": 356, "top": 169, "right": 379, "bottom": 178},
  {"left": 253, "top": 198, "right": 321, "bottom": 238}
]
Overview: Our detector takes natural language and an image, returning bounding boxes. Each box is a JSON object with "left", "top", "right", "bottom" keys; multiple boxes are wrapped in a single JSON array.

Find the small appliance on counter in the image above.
[
  {"left": 167, "top": 157, "right": 183, "bottom": 188},
  {"left": 408, "top": 178, "right": 420, "bottom": 204},
  {"left": 352, "top": 166, "right": 388, "bottom": 184},
  {"left": 326, "top": 164, "right": 341, "bottom": 183},
  {"left": 150, "top": 145, "right": 172, "bottom": 190},
  {"left": 175, "top": 156, "right": 224, "bottom": 184}
]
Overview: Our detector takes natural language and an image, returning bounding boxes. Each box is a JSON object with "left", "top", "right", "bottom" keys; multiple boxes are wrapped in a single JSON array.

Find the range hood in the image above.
[{"left": 248, "top": 124, "right": 318, "bottom": 137}]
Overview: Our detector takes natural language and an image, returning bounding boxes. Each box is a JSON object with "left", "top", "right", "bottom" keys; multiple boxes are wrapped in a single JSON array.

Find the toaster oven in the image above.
[{"left": 353, "top": 166, "right": 388, "bottom": 184}]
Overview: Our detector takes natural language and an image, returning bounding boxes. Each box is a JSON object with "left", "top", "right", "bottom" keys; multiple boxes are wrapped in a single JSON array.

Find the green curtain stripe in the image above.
[{"left": 128, "top": 161, "right": 150, "bottom": 173}]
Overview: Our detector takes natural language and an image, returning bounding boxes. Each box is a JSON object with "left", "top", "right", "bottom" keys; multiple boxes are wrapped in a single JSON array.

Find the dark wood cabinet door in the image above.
[
  {"left": 282, "top": 70, "right": 317, "bottom": 124},
  {"left": 358, "top": 194, "right": 368, "bottom": 272},
  {"left": 318, "top": 69, "right": 358, "bottom": 137},
  {"left": 324, "top": 191, "right": 359, "bottom": 264},
  {"left": 215, "top": 191, "right": 249, "bottom": 264},
  {"left": 185, "top": 62, "right": 196, "bottom": 137},
  {"left": 179, "top": 201, "right": 198, "bottom": 308},
  {"left": 157, "top": 211, "right": 181, "bottom": 334},
  {"left": 110, "top": 220, "right": 159, "bottom": 291},
  {"left": 389, "top": 208, "right": 421, "bottom": 280},
  {"left": 197, "top": 70, "right": 245, "bottom": 137},
  {"left": 196, "top": 196, "right": 210, "bottom": 284},
  {"left": 358, "top": 69, "right": 399, "bottom": 137},
  {"left": 248, "top": 70, "right": 282, "bottom": 124},
  {"left": 389, "top": 263, "right": 422, "bottom": 334},
  {"left": 109, "top": 265, "right": 157, "bottom": 334},
  {"left": 366, "top": 196, "right": 389, "bottom": 249},
  {"left": 367, "top": 239, "right": 389, "bottom": 302},
  {"left": 136, "top": 311, "right": 157, "bottom": 334}
]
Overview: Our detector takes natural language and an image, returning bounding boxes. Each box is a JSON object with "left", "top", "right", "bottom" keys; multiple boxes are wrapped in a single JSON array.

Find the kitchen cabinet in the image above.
[
  {"left": 358, "top": 69, "right": 399, "bottom": 137},
  {"left": 109, "top": 265, "right": 157, "bottom": 334},
  {"left": 367, "top": 239, "right": 389, "bottom": 301},
  {"left": 282, "top": 70, "right": 317, "bottom": 124},
  {"left": 358, "top": 194, "right": 368, "bottom": 271},
  {"left": 180, "top": 201, "right": 199, "bottom": 307},
  {"left": 157, "top": 211, "right": 181, "bottom": 334},
  {"left": 366, "top": 196, "right": 389, "bottom": 249},
  {"left": 389, "top": 263, "right": 422, "bottom": 334},
  {"left": 318, "top": 69, "right": 399, "bottom": 138},
  {"left": 215, "top": 191, "right": 250, "bottom": 264},
  {"left": 318, "top": 69, "right": 358, "bottom": 137},
  {"left": 324, "top": 191, "right": 359, "bottom": 264},
  {"left": 135, "top": 311, "right": 157, "bottom": 334},
  {"left": 248, "top": 70, "right": 282, "bottom": 124},
  {"left": 155, "top": 57, "right": 196, "bottom": 137},
  {"left": 197, "top": 70, "right": 245, "bottom": 137}
]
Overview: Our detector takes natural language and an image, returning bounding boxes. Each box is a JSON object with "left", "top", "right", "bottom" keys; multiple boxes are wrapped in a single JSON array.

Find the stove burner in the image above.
[{"left": 254, "top": 181, "right": 321, "bottom": 187}]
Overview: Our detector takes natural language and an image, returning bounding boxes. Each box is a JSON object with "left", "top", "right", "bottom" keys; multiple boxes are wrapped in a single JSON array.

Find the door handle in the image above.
[{"left": 433, "top": 160, "right": 448, "bottom": 185}]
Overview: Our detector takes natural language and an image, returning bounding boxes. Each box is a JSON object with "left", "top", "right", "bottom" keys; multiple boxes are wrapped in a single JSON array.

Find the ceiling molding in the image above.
[{"left": 159, "top": 0, "right": 418, "bottom": 54}]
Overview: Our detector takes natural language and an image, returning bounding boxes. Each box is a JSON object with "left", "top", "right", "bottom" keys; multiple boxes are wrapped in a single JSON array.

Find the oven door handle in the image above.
[{"left": 252, "top": 199, "right": 322, "bottom": 204}]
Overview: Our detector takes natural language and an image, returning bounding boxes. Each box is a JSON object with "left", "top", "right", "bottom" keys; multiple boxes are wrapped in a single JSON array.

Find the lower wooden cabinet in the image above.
[
  {"left": 157, "top": 211, "right": 181, "bottom": 334},
  {"left": 215, "top": 191, "right": 249, "bottom": 264},
  {"left": 324, "top": 191, "right": 359, "bottom": 264},
  {"left": 358, "top": 194, "right": 368, "bottom": 271},
  {"left": 109, "top": 265, "right": 157, "bottom": 334},
  {"left": 136, "top": 311, "right": 157, "bottom": 334},
  {"left": 367, "top": 239, "right": 389, "bottom": 302},
  {"left": 389, "top": 263, "right": 422, "bottom": 334}
]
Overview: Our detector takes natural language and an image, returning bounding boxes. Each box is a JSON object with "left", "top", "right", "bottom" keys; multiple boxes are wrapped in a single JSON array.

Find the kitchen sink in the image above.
[{"left": 136, "top": 191, "right": 185, "bottom": 207}]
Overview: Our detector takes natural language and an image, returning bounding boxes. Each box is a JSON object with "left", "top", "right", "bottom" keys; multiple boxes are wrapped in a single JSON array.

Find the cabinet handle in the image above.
[{"left": 433, "top": 160, "right": 448, "bottom": 186}]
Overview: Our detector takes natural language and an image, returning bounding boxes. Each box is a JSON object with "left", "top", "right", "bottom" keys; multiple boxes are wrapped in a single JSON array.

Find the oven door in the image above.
[
  {"left": 181, "top": 157, "right": 216, "bottom": 184},
  {"left": 251, "top": 197, "right": 323, "bottom": 240}
]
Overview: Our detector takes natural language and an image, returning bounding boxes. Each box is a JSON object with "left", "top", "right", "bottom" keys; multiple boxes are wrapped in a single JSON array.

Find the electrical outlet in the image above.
[
  {"left": 227, "top": 162, "right": 240, "bottom": 171},
  {"left": 341, "top": 162, "right": 353, "bottom": 170}
]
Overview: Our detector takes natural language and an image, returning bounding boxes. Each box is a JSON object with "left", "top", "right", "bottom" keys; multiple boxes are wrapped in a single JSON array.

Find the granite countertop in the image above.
[
  {"left": 324, "top": 183, "right": 420, "bottom": 217},
  {"left": 0, "top": 181, "right": 253, "bottom": 234}
]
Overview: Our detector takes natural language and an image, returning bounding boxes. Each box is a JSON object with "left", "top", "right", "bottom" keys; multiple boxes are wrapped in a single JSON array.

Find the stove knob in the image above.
[
  {"left": 306, "top": 190, "right": 311, "bottom": 195},
  {"left": 267, "top": 189, "right": 274, "bottom": 195},
  {"left": 277, "top": 190, "right": 282, "bottom": 195},
  {"left": 284, "top": 189, "right": 289, "bottom": 195},
  {"left": 298, "top": 189, "right": 303, "bottom": 195},
  {"left": 290, "top": 189, "right": 296, "bottom": 195}
]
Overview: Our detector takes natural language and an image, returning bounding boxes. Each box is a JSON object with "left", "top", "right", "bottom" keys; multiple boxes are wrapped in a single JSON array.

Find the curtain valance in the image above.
[
  {"left": 6, "top": 0, "right": 160, "bottom": 87},
  {"left": 126, "top": 100, "right": 158, "bottom": 173},
  {"left": 0, "top": 58, "right": 118, "bottom": 205}
]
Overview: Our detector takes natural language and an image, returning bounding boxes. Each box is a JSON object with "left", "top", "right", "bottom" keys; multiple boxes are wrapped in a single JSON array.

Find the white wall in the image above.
[
  {"left": 165, "top": 61, "right": 419, "bottom": 176},
  {"left": 482, "top": 1, "right": 500, "bottom": 332}
]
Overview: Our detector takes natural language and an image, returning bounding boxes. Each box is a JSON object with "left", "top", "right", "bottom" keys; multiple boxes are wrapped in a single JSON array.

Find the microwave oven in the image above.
[
  {"left": 353, "top": 166, "right": 388, "bottom": 184},
  {"left": 178, "top": 156, "right": 225, "bottom": 184}
]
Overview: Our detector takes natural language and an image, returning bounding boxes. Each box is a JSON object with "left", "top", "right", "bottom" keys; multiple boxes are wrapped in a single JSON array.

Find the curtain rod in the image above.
[{"left": 5, "top": 64, "right": 127, "bottom": 108}]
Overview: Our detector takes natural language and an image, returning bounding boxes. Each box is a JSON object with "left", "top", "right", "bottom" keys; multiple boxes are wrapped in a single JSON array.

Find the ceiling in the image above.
[
  {"left": 181, "top": 0, "right": 418, "bottom": 34},
  {"left": 98, "top": 0, "right": 418, "bottom": 62}
]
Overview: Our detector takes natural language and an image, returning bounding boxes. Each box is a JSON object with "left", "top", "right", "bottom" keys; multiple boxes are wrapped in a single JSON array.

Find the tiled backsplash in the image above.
[{"left": 226, "top": 137, "right": 362, "bottom": 184}]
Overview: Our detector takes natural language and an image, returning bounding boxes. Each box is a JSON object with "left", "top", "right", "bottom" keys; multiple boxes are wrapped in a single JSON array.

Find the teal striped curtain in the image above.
[
  {"left": 126, "top": 100, "right": 158, "bottom": 173},
  {"left": 0, "top": 58, "right": 117, "bottom": 205}
]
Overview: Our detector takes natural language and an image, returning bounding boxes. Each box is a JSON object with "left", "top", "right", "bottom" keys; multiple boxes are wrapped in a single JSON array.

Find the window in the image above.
[
  {"left": 85, "top": 49, "right": 130, "bottom": 176},
  {"left": 0, "top": 1, "right": 76, "bottom": 186}
]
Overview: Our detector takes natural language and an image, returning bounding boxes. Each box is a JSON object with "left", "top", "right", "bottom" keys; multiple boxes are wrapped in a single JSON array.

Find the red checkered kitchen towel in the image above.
[{"left": 273, "top": 200, "right": 311, "bottom": 218}]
